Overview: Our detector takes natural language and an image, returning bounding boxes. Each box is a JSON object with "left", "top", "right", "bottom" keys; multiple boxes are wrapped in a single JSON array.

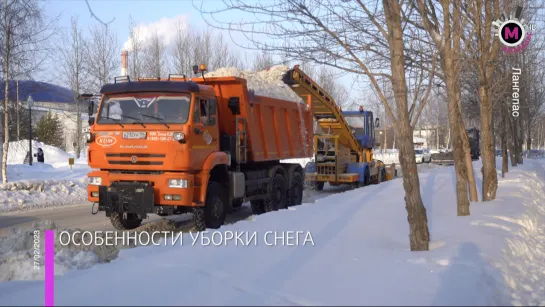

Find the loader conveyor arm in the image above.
[{"left": 282, "top": 65, "right": 363, "bottom": 156}]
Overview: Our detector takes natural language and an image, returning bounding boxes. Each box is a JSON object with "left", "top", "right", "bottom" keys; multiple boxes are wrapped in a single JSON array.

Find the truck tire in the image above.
[
  {"left": 251, "top": 200, "right": 265, "bottom": 215},
  {"left": 109, "top": 212, "right": 142, "bottom": 230},
  {"left": 264, "top": 173, "right": 287, "bottom": 212},
  {"left": 193, "top": 181, "right": 226, "bottom": 231},
  {"left": 287, "top": 171, "right": 304, "bottom": 206}
]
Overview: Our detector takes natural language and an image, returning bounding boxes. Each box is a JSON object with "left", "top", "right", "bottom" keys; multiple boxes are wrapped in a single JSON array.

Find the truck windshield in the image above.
[
  {"left": 345, "top": 117, "right": 366, "bottom": 134},
  {"left": 96, "top": 94, "right": 191, "bottom": 125}
]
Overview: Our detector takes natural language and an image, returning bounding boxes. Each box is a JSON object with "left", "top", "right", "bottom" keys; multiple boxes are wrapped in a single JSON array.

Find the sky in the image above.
[{"left": 41, "top": 0, "right": 371, "bottom": 108}]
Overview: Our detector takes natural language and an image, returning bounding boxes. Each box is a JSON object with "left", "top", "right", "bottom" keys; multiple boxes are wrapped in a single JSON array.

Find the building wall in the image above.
[{"left": 31, "top": 103, "right": 89, "bottom": 154}]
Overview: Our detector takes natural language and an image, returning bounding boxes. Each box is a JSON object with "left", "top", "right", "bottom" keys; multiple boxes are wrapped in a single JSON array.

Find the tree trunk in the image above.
[
  {"left": 501, "top": 103, "right": 508, "bottom": 177},
  {"left": 16, "top": 80, "right": 19, "bottom": 141},
  {"left": 383, "top": 0, "right": 429, "bottom": 251},
  {"left": 478, "top": 86, "right": 497, "bottom": 201},
  {"left": 2, "top": 1, "right": 10, "bottom": 184},
  {"left": 516, "top": 119, "right": 523, "bottom": 164}
]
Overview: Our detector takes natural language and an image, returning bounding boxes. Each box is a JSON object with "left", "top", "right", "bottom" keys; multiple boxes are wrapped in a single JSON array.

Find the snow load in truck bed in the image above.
[{"left": 204, "top": 65, "right": 305, "bottom": 104}]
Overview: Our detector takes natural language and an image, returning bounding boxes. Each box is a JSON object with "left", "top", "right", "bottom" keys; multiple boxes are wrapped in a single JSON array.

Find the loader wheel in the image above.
[
  {"left": 264, "top": 173, "right": 287, "bottom": 212},
  {"left": 109, "top": 212, "right": 142, "bottom": 230},
  {"left": 232, "top": 198, "right": 244, "bottom": 208},
  {"left": 379, "top": 167, "right": 387, "bottom": 183},
  {"left": 287, "top": 171, "right": 304, "bottom": 206},
  {"left": 363, "top": 168, "right": 371, "bottom": 186},
  {"left": 311, "top": 181, "right": 324, "bottom": 191},
  {"left": 193, "top": 181, "right": 226, "bottom": 231},
  {"left": 251, "top": 200, "right": 265, "bottom": 215}
]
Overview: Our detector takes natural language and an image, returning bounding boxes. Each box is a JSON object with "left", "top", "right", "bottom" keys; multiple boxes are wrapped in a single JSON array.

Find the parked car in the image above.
[{"left": 415, "top": 148, "right": 432, "bottom": 163}]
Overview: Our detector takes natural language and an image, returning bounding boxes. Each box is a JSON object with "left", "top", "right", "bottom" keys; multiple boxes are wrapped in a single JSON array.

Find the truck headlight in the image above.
[
  {"left": 88, "top": 176, "right": 102, "bottom": 185},
  {"left": 168, "top": 179, "right": 188, "bottom": 188},
  {"left": 173, "top": 132, "right": 185, "bottom": 141}
]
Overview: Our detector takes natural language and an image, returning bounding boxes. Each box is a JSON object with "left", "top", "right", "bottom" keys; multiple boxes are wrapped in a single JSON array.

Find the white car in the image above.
[{"left": 415, "top": 148, "right": 431, "bottom": 163}]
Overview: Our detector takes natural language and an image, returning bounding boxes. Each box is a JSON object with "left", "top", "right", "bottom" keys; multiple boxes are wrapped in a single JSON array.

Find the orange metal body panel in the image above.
[
  {"left": 193, "top": 76, "right": 314, "bottom": 161},
  {"left": 87, "top": 76, "right": 313, "bottom": 207}
]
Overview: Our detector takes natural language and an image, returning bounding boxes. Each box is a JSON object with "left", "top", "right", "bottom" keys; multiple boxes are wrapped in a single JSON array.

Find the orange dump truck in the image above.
[{"left": 85, "top": 67, "right": 313, "bottom": 230}]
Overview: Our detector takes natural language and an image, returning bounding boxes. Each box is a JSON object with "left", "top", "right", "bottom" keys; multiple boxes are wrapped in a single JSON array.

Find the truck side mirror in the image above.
[
  {"left": 375, "top": 118, "right": 380, "bottom": 128},
  {"left": 88, "top": 101, "right": 94, "bottom": 116},
  {"left": 208, "top": 99, "right": 217, "bottom": 115},
  {"left": 228, "top": 97, "right": 241, "bottom": 115}
]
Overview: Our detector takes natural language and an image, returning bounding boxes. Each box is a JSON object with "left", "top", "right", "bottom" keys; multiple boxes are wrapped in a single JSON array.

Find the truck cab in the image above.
[
  {"left": 342, "top": 108, "right": 376, "bottom": 149},
  {"left": 86, "top": 78, "right": 226, "bottom": 230}
]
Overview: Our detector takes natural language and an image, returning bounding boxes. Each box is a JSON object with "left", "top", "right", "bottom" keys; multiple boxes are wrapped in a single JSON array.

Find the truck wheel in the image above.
[
  {"left": 287, "top": 171, "right": 304, "bottom": 206},
  {"left": 109, "top": 212, "right": 142, "bottom": 230},
  {"left": 251, "top": 200, "right": 265, "bottom": 215},
  {"left": 264, "top": 173, "right": 287, "bottom": 212},
  {"left": 193, "top": 181, "right": 226, "bottom": 231}
]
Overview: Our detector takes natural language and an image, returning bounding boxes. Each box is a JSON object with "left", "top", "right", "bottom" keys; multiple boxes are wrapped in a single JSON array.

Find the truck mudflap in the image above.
[{"left": 98, "top": 182, "right": 155, "bottom": 219}]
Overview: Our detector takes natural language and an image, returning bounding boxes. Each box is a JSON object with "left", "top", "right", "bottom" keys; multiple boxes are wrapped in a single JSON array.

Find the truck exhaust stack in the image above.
[{"left": 121, "top": 51, "right": 128, "bottom": 76}]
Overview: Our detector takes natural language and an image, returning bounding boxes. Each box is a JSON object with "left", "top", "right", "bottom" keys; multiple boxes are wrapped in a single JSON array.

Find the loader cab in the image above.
[{"left": 342, "top": 108, "right": 376, "bottom": 149}]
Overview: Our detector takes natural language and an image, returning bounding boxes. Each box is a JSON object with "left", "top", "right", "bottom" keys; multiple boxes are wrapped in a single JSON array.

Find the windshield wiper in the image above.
[
  {"left": 104, "top": 116, "right": 124, "bottom": 128},
  {"left": 120, "top": 115, "right": 146, "bottom": 128},
  {"left": 140, "top": 114, "right": 170, "bottom": 128}
]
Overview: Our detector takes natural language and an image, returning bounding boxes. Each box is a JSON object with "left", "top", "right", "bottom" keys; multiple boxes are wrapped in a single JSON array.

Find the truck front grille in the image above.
[{"left": 106, "top": 153, "right": 166, "bottom": 166}]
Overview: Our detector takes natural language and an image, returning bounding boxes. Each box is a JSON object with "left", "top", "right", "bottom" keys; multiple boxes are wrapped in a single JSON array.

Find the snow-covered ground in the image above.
[
  {"left": 0, "top": 140, "right": 90, "bottom": 213},
  {"left": 1, "top": 158, "right": 544, "bottom": 305}
]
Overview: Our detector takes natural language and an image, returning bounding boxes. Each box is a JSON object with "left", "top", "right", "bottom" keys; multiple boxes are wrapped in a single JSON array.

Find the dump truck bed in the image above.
[{"left": 193, "top": 76, "right": 314, "bottom": 163}]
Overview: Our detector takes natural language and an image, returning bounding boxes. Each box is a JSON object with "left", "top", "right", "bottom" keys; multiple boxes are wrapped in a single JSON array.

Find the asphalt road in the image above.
[{"left": 0, "top": 184, "right": 351, "bottom": 236}]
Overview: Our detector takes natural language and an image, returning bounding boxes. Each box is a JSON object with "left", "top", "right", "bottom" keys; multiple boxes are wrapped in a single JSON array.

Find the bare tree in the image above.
[
  {"left": 0, "top": 0, "right": 55, "bottom": 183},
  {"left": 127, "top": 16, "right": 143, "bottom": 79},
  {"left": 142, "top": 30, "right": 166, "bottom": 78},
  {"left": 86, "top": 24, "right": 119, "bottom": 92},
  {"left": 413, "top": 0, "right": 480, "bottom": 213},
  {"left": 170, "top": 24, "right": 242, "bottom": 76},
  {"left": 58, "top": 16, "right": 88, "bottom": 158},
  {"left": 252, "top": 51, "right": 274, "bottom": 71},
  {"left": 198, "top": 0, "right": 435, "bottom": 251}
]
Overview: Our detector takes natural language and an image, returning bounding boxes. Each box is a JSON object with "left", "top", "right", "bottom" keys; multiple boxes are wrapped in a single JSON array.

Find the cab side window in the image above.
[
  {"left": 200, "top": 99, "right": 208, "bottom": 117},
  {"left": 193, "top": 98, "right": 201, "bottom": 123}
]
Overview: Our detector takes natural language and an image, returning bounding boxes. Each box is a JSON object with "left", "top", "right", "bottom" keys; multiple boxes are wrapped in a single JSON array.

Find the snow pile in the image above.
[
  {"left": 204, "top": 65, "right": 305, "bottom": 104},
  {"left": 0, "top": 177, "right": 88, "bottom": 213},
  {"left": 1, "top": 159, "right": 545, "bottom": 305},
  {"left": 0, "top": 221, "right": 119, "bottom": 281},
  {"left": 6, "top": 140, "right": 86, "bottom": 167}
]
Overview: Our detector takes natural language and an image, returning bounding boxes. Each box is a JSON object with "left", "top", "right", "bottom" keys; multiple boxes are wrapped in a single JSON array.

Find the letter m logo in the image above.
[{"left": 504, "top": 27, "right": 519, "bottom": 40}]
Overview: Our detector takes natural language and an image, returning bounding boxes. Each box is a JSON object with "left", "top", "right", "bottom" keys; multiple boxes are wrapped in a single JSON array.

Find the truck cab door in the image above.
[{"left": 190, "top": 97, "right": 219, "bottom": 169}]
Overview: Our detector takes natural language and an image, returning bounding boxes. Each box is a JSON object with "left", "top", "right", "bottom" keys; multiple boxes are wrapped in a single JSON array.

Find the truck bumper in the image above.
[
  {"left": 87, "top": 170, "right": 195, "bottom": 210},
  {"left": 98, "top": 182, "right": 154, "bottom": 218}
]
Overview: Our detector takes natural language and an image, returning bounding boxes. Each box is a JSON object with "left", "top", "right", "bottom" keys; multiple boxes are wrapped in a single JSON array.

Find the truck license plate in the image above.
[{"left": 123, "top": 132, "right": 147, "bottom": 139}]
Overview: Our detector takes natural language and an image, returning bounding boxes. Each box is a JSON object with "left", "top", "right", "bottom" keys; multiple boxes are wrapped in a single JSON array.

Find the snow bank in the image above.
[
  {"left": 0, "top": 219, "right": 189, "bottom": 282},
  {"left": 1, "top": 159, "right": 544, "bottom": 305},
  {"left": 0, "top": 221, "right": 120, "bottom": 281},
  {"left": 0, "top": 141, "right": 91, "bottom": 213},
  {"left": 6, "top": 140, "right": 87, "bottom": 167},
  {"left": 204, "top": 65, "right": 304, "bottom": 104},
  {"left": 0, "top": 176, "right": 88, "bottom": 213}
]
